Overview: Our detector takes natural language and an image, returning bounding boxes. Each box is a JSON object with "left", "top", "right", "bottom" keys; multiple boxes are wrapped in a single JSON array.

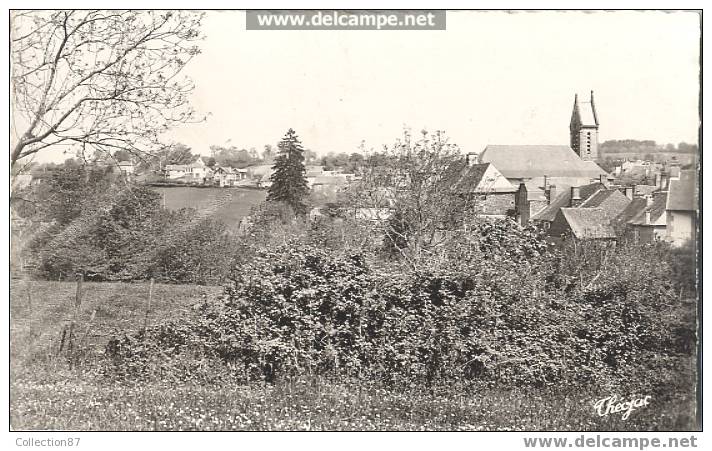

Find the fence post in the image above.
[
  {"left": 57, "top": 326, "right": 67, "bottom": 356},
  {"left": 67, "top": 273, "right": 83, "bottom": 356},
  {"left": 143, "top": 278, "right": 154, "bottom": 333},
  {"left": 26, "top": 280, "right": 33, "bottom": 342},
  {"left": 79, "top": 309, "right": 97, "bottom": 350}
]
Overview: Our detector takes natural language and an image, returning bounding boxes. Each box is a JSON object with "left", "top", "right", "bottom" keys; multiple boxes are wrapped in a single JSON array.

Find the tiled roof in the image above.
[
  {"left": 613, "top": 198, "right": 648, "bottom": 227},
  {"left": 666, "top": 170, "right": 698, "bottom": 211},
  {"left": 461, "top": 162, "right": 490, "bottom": 188},
  {"left": 628, "top": 193, "right": 668, "bottom": 226},
  {"left": 559, "top": 208, "right": 617, "bottom": 239},
  {"left": 479, "top": 145, "right": 608, "bottom": 178},
  {"left": 530, "top": 182, "right": 605, "bottom": 222},
  {"left": 579, "top": 189, "right": 631, "bottom": 216},
  {"left": 449, "top": 161, "right": 516, "bottom": 194}
]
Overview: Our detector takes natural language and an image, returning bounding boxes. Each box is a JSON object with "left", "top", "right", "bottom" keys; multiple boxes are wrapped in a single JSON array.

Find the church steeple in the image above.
[
  {"left": 569, "top": 91, "right": 599, "bottom": 161},
  {"left": 590, "top": 90, "right": 599, "bottom": 126}
]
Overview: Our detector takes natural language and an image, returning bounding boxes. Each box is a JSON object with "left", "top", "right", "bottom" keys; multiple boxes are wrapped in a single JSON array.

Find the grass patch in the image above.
[
  {"left": 10, "top": 280, "right": 221, "bottom": 372},
  {"left": 10, "top": 378, "right": 696, "bottom": 431},
  {"left": 151, "top": 186, "right": 266, "bottom": 226},
  {"left": 10, "top": 281, "right": 698, "bottom": 431}
]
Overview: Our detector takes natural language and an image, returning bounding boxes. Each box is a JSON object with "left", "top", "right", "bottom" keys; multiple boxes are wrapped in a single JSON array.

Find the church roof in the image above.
[
  {"left": 571, "top": 92, "right": 599, "bottom": 128},
  {"left": 577, "top": 101, "right": 598, "bottom": 127},
  {"left": 479, "top": 145, "right": 608, "bottom": 179}
]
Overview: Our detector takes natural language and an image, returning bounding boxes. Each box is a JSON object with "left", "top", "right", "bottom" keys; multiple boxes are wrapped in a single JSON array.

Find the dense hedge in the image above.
[
  {"left": 30, "top": 185, "right": 237, "bottom": 284},
  {"left": 104, "top": 228, "right": 696, "bottom": 393}
]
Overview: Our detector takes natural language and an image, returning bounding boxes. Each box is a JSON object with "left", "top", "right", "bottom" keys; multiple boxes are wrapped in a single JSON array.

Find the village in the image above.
[
  {"left": 16, "top": 90, "right": 694, "bottom": 249},
  {"left": 8, "top": 9, "right": 700, "bottom": 435}
]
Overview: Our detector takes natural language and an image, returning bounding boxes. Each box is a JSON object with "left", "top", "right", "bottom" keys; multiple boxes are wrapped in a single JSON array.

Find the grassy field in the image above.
[
  {"left": 10, "top": 280, "right": 222, "bottom": 367},
  {"left": 10, "top": 281, "right": 698, "bottom": 431},
  {"left": 151, "top": 186, "right": 266, "bottom": 226}
]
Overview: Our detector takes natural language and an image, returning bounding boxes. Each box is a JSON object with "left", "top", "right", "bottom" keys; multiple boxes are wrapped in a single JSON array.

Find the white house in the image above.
[
  {"left": 213, "top": 166, "right": 248, "bottom": 187},
  {"left": 187, "top": 159, "right": 210, "bottom": 179},
  {"left": 666, "top": 170, "right": 698, "bottom": 247},
  {"left": 165, "top": 164, "right": 188, "bottom": 179},
  {"left": 165, "top": 158, "right": 213, "bottom": 181},
  {"left": 117, "top": 161, "right": 135, "bottom": 176}
]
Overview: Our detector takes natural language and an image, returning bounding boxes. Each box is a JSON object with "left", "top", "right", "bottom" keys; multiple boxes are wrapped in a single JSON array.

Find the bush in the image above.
[
  {"left": 104, "top": 236, "right": 695, "bottom": 393},
  {"left": 33, "top": 185, "right": 239, "bottom": 284}
]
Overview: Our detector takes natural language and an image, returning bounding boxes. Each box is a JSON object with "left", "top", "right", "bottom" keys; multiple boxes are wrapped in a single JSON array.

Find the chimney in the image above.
[
  {"left": 659, "top": 171, "right": 669, "bottom": 191},
  {"left": 645, "top": 209, "right": 651, "bottom": 225},
  {"left": 517, "top": 182, "right": 529, "bottom": 225},
  {"left": 548, "top": 185, "right": 557, "bottom": 205},
  {"left": 599, "top": 174, "right": 608, "bottom": 187},
  {"left": 646, "top": 195, "right": 654, "bottom": 207},
  {"left": 466, "top": 152, "right": 478, "bottom": 166},
  {"left": 570, "top": 186, "right": 582, "bottom": 207},
  {"left": 623, "top": 186, "right": 634, "bottom": 200},
  {"left": 543, "top": 175, "right": 549, "bottom": 191}
]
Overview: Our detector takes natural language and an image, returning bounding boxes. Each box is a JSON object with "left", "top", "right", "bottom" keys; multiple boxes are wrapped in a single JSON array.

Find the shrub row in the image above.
[{"left": 104, "top": 236, "right": 696, "bottom": 392}]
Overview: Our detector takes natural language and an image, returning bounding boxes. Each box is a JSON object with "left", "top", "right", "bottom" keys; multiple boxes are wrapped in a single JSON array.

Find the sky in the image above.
[{"left": 30, "top": 10, "right": 703, "bottom": 161}]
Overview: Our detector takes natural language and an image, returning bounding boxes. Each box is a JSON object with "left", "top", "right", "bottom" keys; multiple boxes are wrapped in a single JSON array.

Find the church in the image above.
[
  {"left": 476, "top": 91, "right": 608, "bottom": 189},
  {"left": 461, "top": 91, "right": 611, "bottom": 222}
]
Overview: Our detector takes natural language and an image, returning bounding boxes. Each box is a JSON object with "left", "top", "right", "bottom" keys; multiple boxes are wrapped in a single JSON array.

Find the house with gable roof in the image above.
[
  {"left": 454, "top": 158, "right": 519, "bottom": 218},
  {"left": 666, "top": 169, "right": 698, "bottom": 247},
  {"left": 546, "top": 185, "right": 631, "bottom": 241},
  {"left": 625, "top": 192, "right": 669, "bottom": 242}
]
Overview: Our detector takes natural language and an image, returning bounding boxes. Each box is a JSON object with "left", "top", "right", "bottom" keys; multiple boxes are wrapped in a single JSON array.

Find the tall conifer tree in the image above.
[{"left": 267, "top": 129, "right": 309, "bottom": 215}]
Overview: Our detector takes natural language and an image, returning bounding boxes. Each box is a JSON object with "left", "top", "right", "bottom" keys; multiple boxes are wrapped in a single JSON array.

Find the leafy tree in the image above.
[
  {"left": 113, "top": 150, "right": 132, "bottom": 162},
  {"left": 321, "top": 152, "right": 350, "bottom": 171},
  {"left": 677, "top": 142, "right": 698, "bottom": 154},
  {"left": 354, "top": 128, "right": 478, "bottom": 267},
  {"left": 303, "top": 148, "right": 318, "bottom": 164},
  {"left": 10, "top": 10, "right": 203, "bottom": 169},
  {"left": 210, "top": 145, "right": 258, "bottom": 168},
  {"left": 37, "top": 162, "right": 116, "bottom": 225},
  {"left": 164, "top": 143, "right": 196, "bottom": 165},
  {"left": 267, "top": 129, "right": 310, "bottom": 216},
  {"left": 262, "top": 144, "right": 275, "bottom": 163}
]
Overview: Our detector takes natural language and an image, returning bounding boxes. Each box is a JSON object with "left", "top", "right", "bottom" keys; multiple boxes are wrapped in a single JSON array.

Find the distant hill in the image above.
[
  {"left": 599, "top": 140, "right": 698, "bottom": 166},
  {"left": 600, "top": 140, "right": 698, "bottom": 155}
]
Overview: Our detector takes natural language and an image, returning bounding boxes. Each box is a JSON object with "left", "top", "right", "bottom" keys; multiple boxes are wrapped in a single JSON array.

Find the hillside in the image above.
[{"left": 152, "top": 187, "right": 266, "bottom": 226}]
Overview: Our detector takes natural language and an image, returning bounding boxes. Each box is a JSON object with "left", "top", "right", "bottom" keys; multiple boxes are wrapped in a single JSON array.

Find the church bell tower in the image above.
[{"left": 570, "top": 91, "right": 599, "bottom": 161}]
